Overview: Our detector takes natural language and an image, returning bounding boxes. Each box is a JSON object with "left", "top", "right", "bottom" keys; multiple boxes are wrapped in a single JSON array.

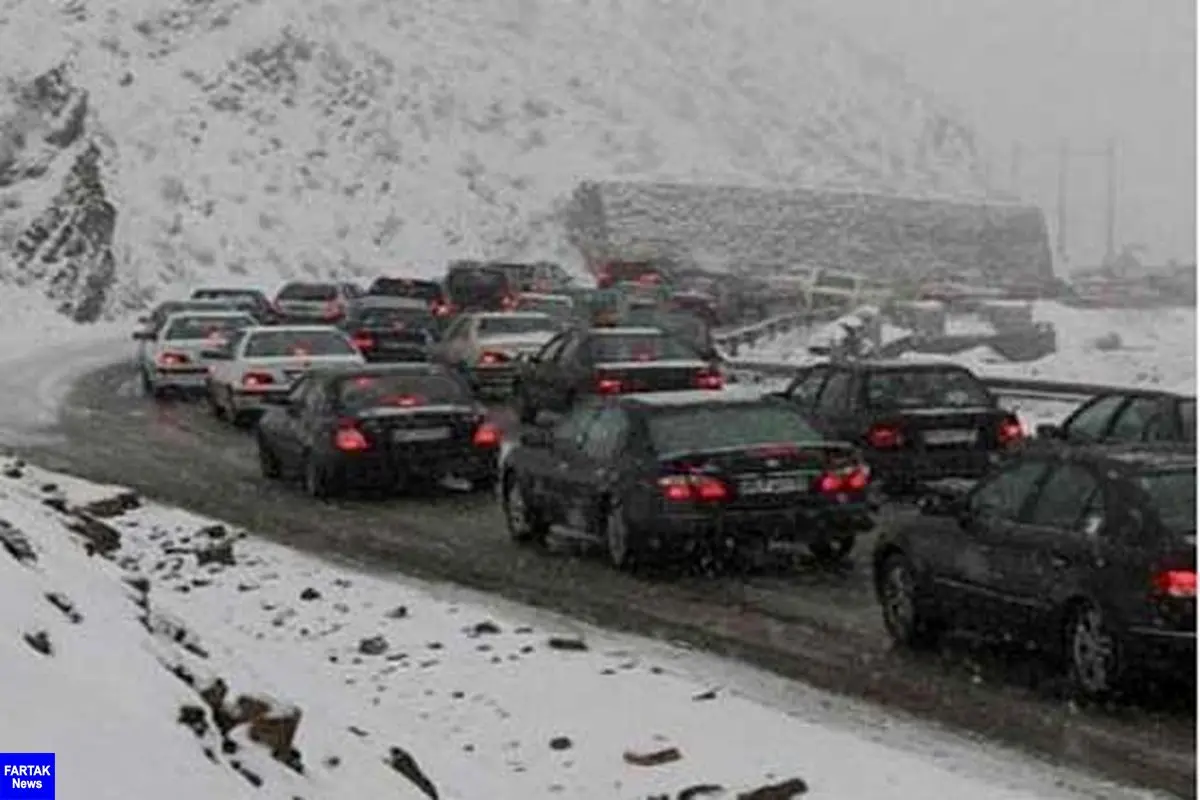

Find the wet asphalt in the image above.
[{"left": 14, "top": 359, "right": 1196, "bottom": 798}]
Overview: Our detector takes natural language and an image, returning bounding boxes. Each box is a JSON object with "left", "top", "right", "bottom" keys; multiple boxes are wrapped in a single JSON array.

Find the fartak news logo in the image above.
[{"left": 0, "top": 753, "right": 54, "bottom": 798}]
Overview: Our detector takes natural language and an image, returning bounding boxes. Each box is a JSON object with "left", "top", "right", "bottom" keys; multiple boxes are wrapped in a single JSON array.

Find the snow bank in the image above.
[{"left": 0, "top": 459, "right": 1165, "bottom": 799}]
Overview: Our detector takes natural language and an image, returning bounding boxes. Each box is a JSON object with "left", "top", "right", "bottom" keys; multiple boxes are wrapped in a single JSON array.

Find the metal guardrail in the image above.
[
  {"left": 721, "top": 358, "right": 1136, "bottom": 405},
  {"left": 713, "top": 309, "right": 837, "bottom": 354}
]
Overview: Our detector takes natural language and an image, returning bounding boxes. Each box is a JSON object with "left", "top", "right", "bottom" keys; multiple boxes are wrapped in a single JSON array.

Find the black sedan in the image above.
[
  {"left": 341, "top": 296, "right": 438, "bottom": 363},
  {"left": 1037, "top": 389, "right": 1195, "bottom": 445},
  {"left": 500, "top": 389, "right": 875, "bottom": 568},
  {"left": 873, "top": 442, "right": 1196, "bottom": 698},
  {"left": 513, "top": 325, "right": 725, "bottom": 424},
  {"left": 775, "top": 360, "right": 1026, "bottom": 494},
  {"left": 256, "top": 363, "right": 502, "bottom": 498}
]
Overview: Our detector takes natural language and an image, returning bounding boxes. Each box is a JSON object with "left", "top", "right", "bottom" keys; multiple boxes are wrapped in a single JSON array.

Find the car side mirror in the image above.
[{"left": 1036, "top": 423, "right": 1063, "bottom": 440}]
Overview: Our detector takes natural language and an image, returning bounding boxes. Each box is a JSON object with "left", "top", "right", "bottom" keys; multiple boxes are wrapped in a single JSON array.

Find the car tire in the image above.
[
  {"left": 502, "top": 473, "right": 547, "bottom": 545},
  {"left": 1064, "top": 600, "right": 1121, "bottom": 700},
  {"left": 877, "top": 552, "right": 942, "bottom": 649},
  {"left": 603, "top": 502, "right": 641, "bottom": 570},
  {"left": 301, "top": 454, "right": 338, "bottom": 500},
  {"left": 206, "top": 383, "right": 225, "bottom": 419},
  {"left": 809, "top": 535, "right": 855, "bottom": 564},
  {"left": 257, "top": 437, "right": 282, "bottom": 479}
]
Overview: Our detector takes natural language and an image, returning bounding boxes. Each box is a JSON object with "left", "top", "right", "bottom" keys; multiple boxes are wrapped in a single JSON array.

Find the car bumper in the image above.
[
  {"left": 635, "top": 503, "right": 874, "bottom": 548},
  {"left": 231, "top": 387, "right": 290, "bottom": 415},
  {"left": 330, "top": 447, "right": 499, "bottom": 487},
  {"left": 1124, "top": 625, "right": 1197, "bottom": 674},
  {"left": 153, "top": 367, "right": 210, "bottom": 390}
]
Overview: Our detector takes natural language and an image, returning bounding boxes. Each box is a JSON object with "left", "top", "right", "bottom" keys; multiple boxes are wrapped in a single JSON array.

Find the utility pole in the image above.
[
  {"left": 1056, "top": 139, "right": 1069, "bottom": 261},
  {"left": 1104, "top": 138, "right": 1118, "bottom": 263}
]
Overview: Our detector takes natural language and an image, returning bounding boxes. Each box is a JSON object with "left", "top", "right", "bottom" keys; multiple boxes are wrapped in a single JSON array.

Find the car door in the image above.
[
  {"left": 269, "top": 378, "right": 315, "bottom": 470},
  {"left": 1059, "top": 394, "right": 1126, "bottom": 442},
  {"left": 522, "top": 332, "right": 568, "bottom": 409},
  {"left": 811, "top": 368, "right": 859, "bottom": 440},
  {"left": 541, "top": 403, "right": 604, "bottom": 525},
  {"left": 780, "top": 366, "right": 830, "bottom": 412},
  {"left": 988, "top": 461, "right": 1106, "bottom": 630},
  {"left": 561, "top": 406, "right": 631, "bottom": 535},
  {"left": 434, "top": 316, "right": 471, "bottom": 364},
  {"left": 1106, "top": 395, "right": 1170, "bottom": 442},
  {"left": 205, "top": 330, "right": 244, "bottom": 389},
  {"left": 939, "top": 459, "right": 1050, "bottom": 626}
]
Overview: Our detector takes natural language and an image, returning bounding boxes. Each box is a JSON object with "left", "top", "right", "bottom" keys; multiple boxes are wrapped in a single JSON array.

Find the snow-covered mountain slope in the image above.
[{"left": 0, "top": 0, "right": 992, "bottom": 319}]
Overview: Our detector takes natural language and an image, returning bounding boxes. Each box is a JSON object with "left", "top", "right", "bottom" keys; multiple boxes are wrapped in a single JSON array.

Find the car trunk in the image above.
[
  {"left": 592, "top": 360, "right": 715, "bottom": 394},
  {"left": 866, "top": 406, "right": 1009, "bottom": 452},
  {"left": 275, "top": 298, "right": 341, "bottom": 320},
  {"left": 352, "top": 405, "right": 482, "bottom": 458},
  {"left": 242, "top": 354, "right": 362, "bottom": 388},
  {"left": 157, "top": 338, "right": 230, "bottom": 371},
  {"left": 352, "top": 326, "right": 432, "bottom": 361},
  {"left": 658, "top": 442, "right": 859, "bottom": 510}
]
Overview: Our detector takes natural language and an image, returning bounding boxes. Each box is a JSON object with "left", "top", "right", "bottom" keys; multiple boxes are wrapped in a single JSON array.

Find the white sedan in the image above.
[
  {"left": 204, "top": 325, "right": 365, "bottom": 426},
  {"left": 137, "top": 311, "right": 257, "bottom": 398}
]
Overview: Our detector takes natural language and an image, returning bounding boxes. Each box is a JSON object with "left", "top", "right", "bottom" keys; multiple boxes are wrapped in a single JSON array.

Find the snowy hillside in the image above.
[{"left": 0, "top": 0, "right": 992, "bottom": 319}]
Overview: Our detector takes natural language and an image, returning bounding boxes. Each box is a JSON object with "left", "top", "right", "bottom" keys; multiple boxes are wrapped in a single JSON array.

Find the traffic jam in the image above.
[{"left": 131, "top": 259, "right": 1196, "bottom": 702}]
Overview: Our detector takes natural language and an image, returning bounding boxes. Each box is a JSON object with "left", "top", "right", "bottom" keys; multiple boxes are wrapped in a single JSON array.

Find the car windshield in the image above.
[
  {"left": 279, "top": 284, "right": 337, "bottom": 301},
  {"left": 591, "top": 332, "right": 698, "bottom": 362},
  {"left": 164, "top": 315, "right": 253, "bottom": 340},
  {"left": 447, "top": 268, "right": 509, "bottom": 303},
  {"left": 336, "top": 374, "right": 468, "bottom": 412},
  {"left": 865, "top": 368, "right": 993, "bottom": 409},
  {"left": 649, "top": 404, "right": 823, "bottom": 455},
  {"left": 244, "top": 330, "right": 355, "bottom": 357},
  {"left": 1180, "top": 400, "right": 1195, "bottom": 441},
  {"left": 477, "top": 315, "right": 554, "bottom": 336},
  {"left": 369, "top": 279, "right": 442, "bottom": 301},
  {"left": 354, "top": 306, "right": 435, "bottom": 329},
  {"left": 1137, "top": 469, "right": 1197, "bottom": 540}
]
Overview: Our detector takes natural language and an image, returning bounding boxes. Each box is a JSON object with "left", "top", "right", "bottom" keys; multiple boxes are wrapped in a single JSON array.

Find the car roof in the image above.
[
  {"left": 1093, "top": 388, "right": 1194, "bottom": 401},
  {"left": 162, "top": 310, "right": 256, "bottom": 322},
  {"left": 193, "top": 287, "right": 263, "bottom": 295},
  {"left": 156, "top": 298, "right": 231, "bottom": 310},
  {"left": 473, "top": 311, "right": 551, "bottom": 320},
  {"left": 350, "top": 296, "right": 429, "bottom": 309},
  {"left": 621, "top": 386, "right": 775, "bottom": 409},
  {"left": 244, "top": 324, "right": 343, "bottom": 335},
  {"left": 587, "top": 326, "right": 667, "bottom": 337},
  {"left": 373, "top": 276, "right": 440, "bottom": 285},
  {"left": 1056, "top": 442, "right": 1196, "bottom": 474}
]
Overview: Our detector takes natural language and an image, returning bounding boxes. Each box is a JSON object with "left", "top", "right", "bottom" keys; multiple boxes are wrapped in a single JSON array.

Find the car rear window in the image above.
[
  {"left": 1180, "top": 400, "right": 1195, "bottom": 441},
  {"left": 164, "top": 315, "right": 253, "bottom": 340},
  {"left": 336, "top": 374, "right": 468, "bottom": 411},
  {"left": 193, "top": 289, "right": 259, "bottom": 302},
  {"left": 278, "top": 283, "right": 337, "bottom": 301},
  {"left": 447, "top": 268, "right": 509, "bottom": 299},
  {"left": 865, "top": 368, "right": 993, "bottom": 409},
  {"left": 477, "top": 315, "right": 555, "bottom": 336},
  {"left": 649, "top": 403, "right": 823, "bottom": 455},
  {"left": 368, "top": 278, "right": 442, "bottom": 301},
  {"left": 244, "top": 330, "right": 355, "bottom": 357},
  {"left": 591, "top": 332, "right": 698, "bottom": 363},
  {"left": 354, "top": 306, "right": 435, "bottom": 328},
  {"left": 1137, "top": 469, "right": 1197, "bottom": 540}
]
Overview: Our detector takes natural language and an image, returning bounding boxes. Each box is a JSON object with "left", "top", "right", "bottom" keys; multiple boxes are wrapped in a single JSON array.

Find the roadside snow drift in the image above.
[{"left": 0, "top": 459, "right": 1166, "bottom": 799}]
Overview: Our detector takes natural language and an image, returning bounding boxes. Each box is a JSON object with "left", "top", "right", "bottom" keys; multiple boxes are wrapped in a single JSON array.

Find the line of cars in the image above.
[{"left": 129, "top": 283, "right": 1195, "bottom": 698}]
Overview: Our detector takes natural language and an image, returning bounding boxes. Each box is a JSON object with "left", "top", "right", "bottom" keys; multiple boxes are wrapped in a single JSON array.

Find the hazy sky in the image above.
[{"left": 808, "top": 0, "right": 1195, "bottom": 267}]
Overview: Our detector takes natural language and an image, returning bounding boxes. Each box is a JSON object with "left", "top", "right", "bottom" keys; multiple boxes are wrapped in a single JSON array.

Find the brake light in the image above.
[
  {"left": 431, "top": 301, "right": 455, "bottom": 317},
  {"left": 473, "top": 422, "right": 501, "bottom": 447},
  {"left": 242, "top": 371, "right": 274, "bottom": 389},
  {"left": 351, "top": 331, "right": 374, "bottom": 350},
  {"left": 658, "top": 474, "right": 729, "bottom": 503},
  {"left": 816, "top": 465, "right": 871, "bottom": 494},
  {"left": 157, "top": 351, "right": 189, "bottom": 367},
  {"left": 997, "top": 415, "right": 1025, "bottom": 447},
  {"left": 1152, "top": 569, "right": 1196, "bottom": 599},
  {"left": 595, "top": 376, "right": 624, "bottom": 394},
  {"left": 333, "top": 418, "right": 369, "bottom": 452},
  {"left": 478, "top": 351, "right": 509, "bottom": 366},
  {"left": 322, "top": 300, "right": 344, "bottom": 320},
  {"left": 693, "top": 369, "right": 724, "bottom": 390},
  {"left": 500, "top": 295, "right": 518, "bottom": 310},
  {"left": 866, "top": 424, "right": 904, "bottom": 449}
]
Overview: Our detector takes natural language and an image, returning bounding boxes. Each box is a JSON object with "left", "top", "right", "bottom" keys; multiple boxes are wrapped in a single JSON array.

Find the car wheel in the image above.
[
  {"left": 301, "top": 455, "right": 337, "bottom": 500},
  {"left": 809, "top": 535, "right": 855, "bottom": 564},
  {"left": 257, "top": 437, "right": 282, "bottom": 479},
  {"left": 877, "top": 552, "right": 941, "bottom": 649},
  {"left": 502, "top": 473, "right": 547, "bottom": 545},
  {"left": 603, "top": 502, "right": 640, "bottom": 570},
  {"left": 1065, "top": 600, "right": 1121, "bottom": 699},
  {"left": 206, "top": 383, "right": 225, "bottom": 419}
]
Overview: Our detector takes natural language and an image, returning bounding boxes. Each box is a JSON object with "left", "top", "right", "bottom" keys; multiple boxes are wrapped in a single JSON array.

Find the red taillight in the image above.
[
  {"left": 866, "top": 424, "right": 904, "bottom": 449},
  {"left": 1152, "top": 569, "right": 1197, "bottom": 599},
  {"left": 500, "top": 295, "right": 518, "bottom": 310},
  {"left": 241, "top": 371, "right": 274, "bottom": 389},
  {"left": 432, "top": 301, "right": 455, "bottom": 317},
  {"left": 595, "top": 376, "right": 624, "bottom": 394},
  {"left": 322, "top": 300, "right": 344, "bottom": 320},
  {"left": 693, "top": 369, "right": 724, "bottom": 390},
  {"left": 816, "top": 465, "right": 871, "bottom": 495},
  {"left": 997, "top": 415, "right": 1025, "bottom": 447},
  {"left": 658, "top": 474, "right": 729, "bottom": 503},
  {"left": 478, "top": 350, "right": 509, "bottom": 366},
  {"left": 333, "top": 418, "right": 369, "bottom": 452},
  {"left": 351, "top": 331, "right": 374, "bottom": 350},
  {"left": 157, "top": 351, "right": 189, "bottom": 367},
  {"left": 473, "top": 422, "right": 501, "bottom": 447}
]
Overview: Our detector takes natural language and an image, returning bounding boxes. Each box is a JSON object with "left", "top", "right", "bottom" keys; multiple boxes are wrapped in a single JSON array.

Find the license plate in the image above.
[
  {"left": 923, "top": 429, "right": 978, "bottom": 446},
  {"left": 738, "top": 472, "right": 810, "bottom": 495},
  {"left": 392, "top": 427, "right": 450, "bottom": 443}
]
